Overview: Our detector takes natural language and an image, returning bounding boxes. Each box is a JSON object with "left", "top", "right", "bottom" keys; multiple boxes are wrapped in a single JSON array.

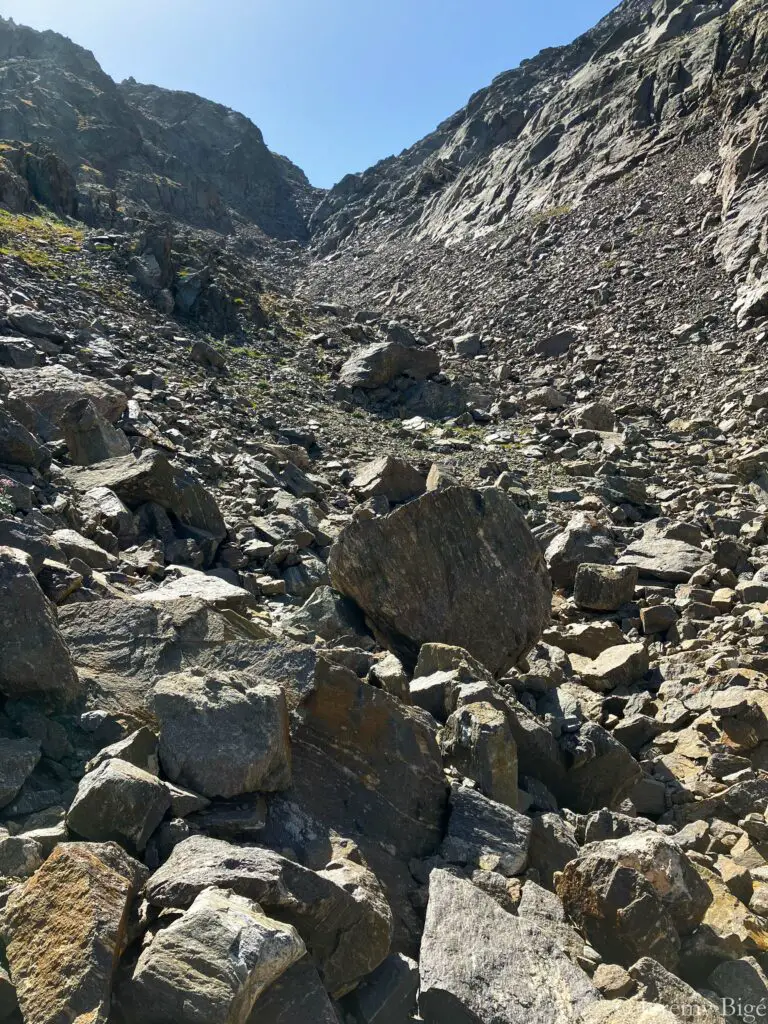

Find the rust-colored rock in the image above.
[{"left": 3, "top": 841, "right": 147, "bottom": 1024}]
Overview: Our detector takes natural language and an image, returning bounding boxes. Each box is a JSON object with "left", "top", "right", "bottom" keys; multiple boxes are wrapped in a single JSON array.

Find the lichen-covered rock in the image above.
[
  {"left": 557, "top": 832, "right": 712, "bottom": 970},
  {"left": 419, "top": 869, "right": 600, "bottom": 1023},
  {"left": 441, "top": 702, "right": 519, "bottom": 808},
  {"left": 3, "top": 842, "right": 147, "bottom": 1024},
  {"left": 115, "top": 887, "right": 306, "bottom": 1024}
]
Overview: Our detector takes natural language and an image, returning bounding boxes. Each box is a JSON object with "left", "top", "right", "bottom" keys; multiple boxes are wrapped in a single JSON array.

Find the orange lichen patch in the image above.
[{"left": 4, "top": 843, "right": 142, "bottom": 1024}]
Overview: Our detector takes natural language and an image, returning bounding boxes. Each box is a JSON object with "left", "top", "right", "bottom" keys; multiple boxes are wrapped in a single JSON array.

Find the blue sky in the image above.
[{"left": 3, "top": 0, "right": 619, "bottom": 187}]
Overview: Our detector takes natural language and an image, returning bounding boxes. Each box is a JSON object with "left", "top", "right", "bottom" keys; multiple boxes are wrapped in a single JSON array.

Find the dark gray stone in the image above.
[
  {"left": 440, "top": 784, "right": 530, "bottom": 877},
  {"left": 329, "top": 487, "right": 551, "bottom": 675}
]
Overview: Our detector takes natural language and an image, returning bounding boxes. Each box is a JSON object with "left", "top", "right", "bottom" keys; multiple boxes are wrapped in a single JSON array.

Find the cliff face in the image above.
[
  {"left": 306, "top": 0, "right": 768, "bottom": 327},
  {"left": 0, "top": 16, "right": 321, "bottom": 239},
  {"left": 309, "top": 4, "right": 757, "bottom": 249}
]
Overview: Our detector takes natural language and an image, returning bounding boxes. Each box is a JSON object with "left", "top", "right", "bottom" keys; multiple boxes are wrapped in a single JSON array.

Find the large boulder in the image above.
[
  {"left": 115, "top": 887, "right": 306, "bottom": 1024},
  {"left": 278, "top": 659, "right": 448, "bottom": 957},
  {"left": 152, "top": 672, "right": 292, "bottom": 799},
  {"left": 0, "top": 407, "right": 48, "bottom": 468},
  {"left": 287, "top": 659, "right": 448, "bottom": 861},
  {"left": 340, "top": 341, "right": 439, "bottom": 389},
  {"left": 3, "top": 365, "right": 127, "bottom": 426},
  {"left": 329, "top": 486, "right": 551, "bottom": 675},
  {"left": 0, "top": 545, "right": 79, "bottom": 700},
  {"left": 144, "top": 835, "right": 393, "bottom": 998},
  {"left": 351, "top": 455, "right": 426, "bottom": 504},
  {"left": 66, "top": 758, "right": 171, "bottom": 853},
  {"left": 557, "top": 831, "right": 712, "bottom": 970},
  {"left": 419, "top": 869, "right": 600, "bottom": 1023},
  {"left": 59, "top": 397, "right": 131, "bottom": 465},
  {"left": 57, "top": 596, "right": 316, "bottom": 715},
  {"left": 63, "top": 450, "right": 226, "bottom": 565},
  {"left": 3, "top": 842, "right": 147, "bottom": 1024}
]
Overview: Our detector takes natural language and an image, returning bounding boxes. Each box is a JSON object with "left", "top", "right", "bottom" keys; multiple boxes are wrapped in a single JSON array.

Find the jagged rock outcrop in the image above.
[{"left": 0, "top": 16, "right": 321, "bottom": 237}]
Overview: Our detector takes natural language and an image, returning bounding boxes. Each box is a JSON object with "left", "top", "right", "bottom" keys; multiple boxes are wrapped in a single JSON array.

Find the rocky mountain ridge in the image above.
[
  {"left": 1, "top": 1, "right": 768, "bottom": 1023},
  {"left": 0, "top": 15, "right": 320, "bottom": 239}
]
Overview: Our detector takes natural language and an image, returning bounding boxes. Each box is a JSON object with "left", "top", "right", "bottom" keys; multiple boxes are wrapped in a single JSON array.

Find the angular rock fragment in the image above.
[
  {"left": 0, "top": 737, "right": 41, "bottom": 809},
  {"left": 7, "top": 305, "right": 59, "bottom": 339},
  {"left": 557, "top": 831, "right": 712, "bottom": 969},
  {"left": 152, "top": 672, "right": 291, "bottom": 799},
  {"left": 133, "top": 569, "right": 255, "bottom": 612},
  {"left": 329, "top": 486, "right": 551, "bottom": 674},
  {"left": 78, "top": 485, "right": 136, "bottom": 546},
  {"left": 144, "top": 835, "right": 392, "bottom": 997},
  {"left": 618, "top": 520, "right": 708, "bottom": 583},
  {"left": 63, "top": 450, "right": 226, "bottom": 565},
  {"left": 544, "top": 620, "right": 628, "bottom": 658},
  {"left": 546, "top": 513, "right": 615, "bottom": 589},
  {"left": 439, "top": 783, "right": 530, "bottom": 876},
  {"left": 289, "top": 585, "right": 367, "bottom": 642},
  {"left": 67, "top": 758, "right": 171, "bottom": 852},
  {"left": 51, "top": 528, "right": 115, "bottom": 569},
  {"left": 351, "top": 455, "right": 426, "bottom": 503},
  {"left": 288, "top": 659, "right": 447, "bottom": 859},
  {"left": 117, "top": 887, "right": 306, "bottom": 1024},
  {"left": 3, "top": 365, "right": 127, "bottom": 426},
  {"left": 340, "top": 340, "right": 439, "bottom": 388},
  {"left": 574, "top": 562, "right": 638, "bottom": 611},
  {"left": 629, "top": 957, "right": 722, "bottom": 1024},
  {"left": 0, "top": 833, "right": 43, "bottom": 878},
  {"left": 441, "top": 702, "right": 518, "bottom": 808},
  {"left": 60, "top": 397, "right": 131, "bottom": 465},
  {"left": 419, "top": 869, "right": 599, "bottom": 1023},
  {"left": 570, "top": 642, "right": 649, "bottom": 692},
  {"left": 250, "top": 957, "right": 339, "bottom": 1023},
  {"left": 0, "top": 545, "right": 79, "bottom": 700},
  {"left": 342, "top": 953, "right": 419, "bottom": 1024},
  {"left": 0, "top": 406, "right": 48, "bottom": 468}
]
